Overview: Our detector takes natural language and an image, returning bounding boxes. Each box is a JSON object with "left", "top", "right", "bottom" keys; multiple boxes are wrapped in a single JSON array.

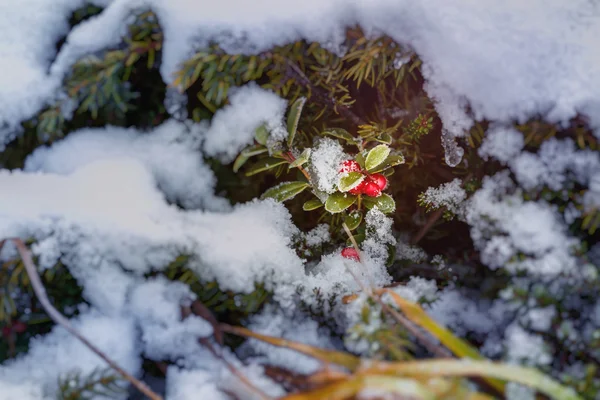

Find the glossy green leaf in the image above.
[
  {"left": 383, "top": 168, "right": 395, "bottom": 177},
  {"left": 303, "top": 198, "right": 323, "bottom": 211},
  {"left": 355, "top": 151, "right": 366, "bottom": 169},
  {"left": 261, "top": 181, "right": 310, "bottom": 202},
  {"left": 365, "top": 144, "right": 391, "bottom": 171},
  {"left": 375, "top": 132, "right": 393, "bottom": 144},
  {"left": 338, "top": 172, "right": 364, "bottom": 192},
  {"left": 287, "top": 97, "right": 306, "bottom": 148},
  {"left": 344, "top": 211, "right": 363, "bottom": 231},
  {"left": 325, "top": 192, "right": 358, "bottom": 214},
  {"left": 362, "top": 193, "right": 396, "bottom": 214},
  {"left": 323, "top": 128, "right": 356, "bottom": 144},
  {"left": 233, "top": 145, "right": 268, "bottom": 172},
  {"left": 254, "top": 124, "right": 269, "bottom": 145},
  {"left": 245, "top": 157, "right": 288, "bottom": 176},
  {"left": 289, "top": 148, "right": 311, "bottom": 168},
  {"left": 370, "top": 153, "right": 406, "bottom": 173}
]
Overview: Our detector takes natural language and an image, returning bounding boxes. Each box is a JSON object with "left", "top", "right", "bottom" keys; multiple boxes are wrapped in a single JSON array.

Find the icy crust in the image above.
[
  {"left": 24, "top": 120, "right": 228, "bottom": 211},
  {"left": 6, "top": 0, "right": 600, "bottom": 158}
]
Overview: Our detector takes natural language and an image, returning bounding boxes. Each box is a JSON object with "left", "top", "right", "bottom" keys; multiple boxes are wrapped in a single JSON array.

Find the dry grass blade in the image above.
[
  {"left": 362, "top": 359, "right": 583, "bottom": 400},
  {"left": 379, "top": 289, "right": 505, "bottom": 393},
  {"left": 280, "top": 375, "right": 436, "bottom": 400},
  {"left": 3, "top": 238, "right": 163, "bottom": 400},
  {"left": 220, "top": 323, "right": 361, "bottom": 371}
]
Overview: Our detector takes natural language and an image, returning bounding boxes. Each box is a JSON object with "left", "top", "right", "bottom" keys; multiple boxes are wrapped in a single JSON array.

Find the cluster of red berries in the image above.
[{"left": 339, "top": 160, "right": 388, "bottom": 197}]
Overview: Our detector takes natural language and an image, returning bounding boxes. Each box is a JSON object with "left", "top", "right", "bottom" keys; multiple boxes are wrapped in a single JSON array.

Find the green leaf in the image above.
[
  {"left": 344, "top": 211, "right": 363, "bottom": 231},
  {"left": 383, "top": 168, "right": 395, "bottom": 177},
  {"left": 233, "top": 145, "right": 267, "bottom": 172},
  {"left": 287, "top": 97, "right": 306, "bottom": 148},
  {"left": 323, "top": 128, "right": 356, "bottom": 144},
  {"left": 375, "top": 132, "right": 393, "bottom": 145},
  {"left": 245, "top": 157, "right": 288, "bottom": 176},
  {"left": 362, "top": 193, "right": 395, "bottom": 214},
  {"left": 370, "top": 153, "right": 406, "bottom": 173},
  {"left": 303, "top": 198, "right": 323, "bottom": 211},
  {"left": 346, "top": 233, "right": 365, "bottom": 247},
  {"left": 325, "top": 192, "right": 357, "bottom": 214},
  {"left": 254, "top": 124, "right": 269, "bottom": 145},
  {"left": 261, "top": 181, "right": 310, "bottom": 202},
  {"left": 355, "top": 151, "right": 367, "bottom": 169},
  {"left": 289, "top": 148, "right": 311, "bottom": 168},
  {"left": 338, "top": 172, "right": 365, "bottom": 192},
  {"left": 365, "top": 144, "right": 391, "bottom": 171}
]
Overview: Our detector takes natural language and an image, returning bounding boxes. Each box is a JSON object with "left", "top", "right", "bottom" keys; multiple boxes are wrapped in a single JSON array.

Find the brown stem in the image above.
[
  {"left": 411, "top": 208, "right": 444, "bottom": 245},
  {"left": 285, "top": 152, "right": 311, "bottom": 182},
  {"left": 198, "top": 337, "right": 272, "bottom": 400},
  {"left": 283, "top": 58, "right": 366, "bottom": 126},
  {"left": 3, "top": 238, "right": 163, "bottom": 400}
]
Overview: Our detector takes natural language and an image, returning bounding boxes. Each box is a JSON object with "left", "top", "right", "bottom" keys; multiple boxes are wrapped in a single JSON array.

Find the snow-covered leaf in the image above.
[
  {"left": 325, "top": 192, "right": 357, "bottom": 213},
  {"left": 338, "top": 172, "right": 364, "bottom": 192},
  {"left": 261, "top": 181, "right": 310, "bottom": 202},
  {"left": 303, "top": 198, "right": 323, "bottom": 211},
  {"left": 365, "top": 144, "right": 391, "bottom": 171},
  {"left": 245, "top": 157, "right": 288, "bottom": 176},
  {"left": 289, "top": 148, "right": 311, "bottom": 168},
  {"left": 344, "top": 210, "right": 363, "bottom": 231},
  {"left": 254, "top": 123, "right": 269, "bottom": 145},
  {"left": 323, "top": 128, "right": 356, "bottom": 144},
  {"left": 233, "top": 145, "right": 267, "bottom": 172},
  {"left": 363, "top": 193, "right": 395, "bottom": 214}
]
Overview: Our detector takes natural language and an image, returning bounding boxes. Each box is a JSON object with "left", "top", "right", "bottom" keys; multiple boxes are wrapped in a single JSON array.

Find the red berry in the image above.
[
  {"left": 370, "top": 173, "right": 388, "bottom": 190},
  {"left": 348, "top": 179, "right": 368, "bottom": 195},
  {"left": 12, "top": 321, "right": 26, "bottom": 333},
  {"left": 362, "top": 181, "right": 382, "bottom": 197},
  {"left": 2, "top": 326, "right": 10, "bottom": 338},
  {"left": 339, "top": 160, "right": 361, "bottom": 173},
  {"left": 341, "top": 247, "right": 360, "bottom": 261}
]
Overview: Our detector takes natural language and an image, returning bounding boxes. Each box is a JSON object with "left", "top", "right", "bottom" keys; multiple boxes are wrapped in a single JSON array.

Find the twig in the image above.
[
  {"left": 198, "top": 337, "right": 272, "bottom": 400},
  {"left": 410, "top": 208, "right": 444, "bottom": 245},
  {"left": 4, "top": 238, "right": 163, "bottom": 400},
  {"left": 283, "top": 58, "right": 366, "bottom": 126}
]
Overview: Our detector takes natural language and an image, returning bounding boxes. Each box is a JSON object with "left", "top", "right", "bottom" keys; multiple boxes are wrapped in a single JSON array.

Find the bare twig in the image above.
[
  {"left": 283, "top": 58, "right": 366, "bottom": 126},
  {"left": 198, "top": 337, "right": 272, "bottom": 400},
  {"left": 411, "top": 208, "right": 444, "bottom": 245},
  {"left": 4, "top": 238, "right": 163, "bottom": 400}
]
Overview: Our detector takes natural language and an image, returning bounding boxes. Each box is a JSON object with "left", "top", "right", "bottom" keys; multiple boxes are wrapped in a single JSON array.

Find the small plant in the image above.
[{"left": 234, "top": 98, "right": 405, "bottom": 251}]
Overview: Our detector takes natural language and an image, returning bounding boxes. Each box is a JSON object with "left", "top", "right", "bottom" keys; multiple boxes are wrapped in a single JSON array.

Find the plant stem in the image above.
[{"left": 2, "top": 238, "right": 163, "bottom": 400}]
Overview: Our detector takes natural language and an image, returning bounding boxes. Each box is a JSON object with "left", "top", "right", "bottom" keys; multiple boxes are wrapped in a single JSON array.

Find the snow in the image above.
[
  {"left": 309, "top": 137, "right": 347, "bottom": 194},
  {"left": 24, "top": 120, "right": 229, "bottom": 210},
  {"left": 202, "top": 83, "right": 287, "bottom": 162},
  {"left": 0, "top": 0, "right": 86, "bottom": 147},
  {"left": 478, "top": 126, "right": 525, "bottom": 164},
  {"left": 239, "top": 305, "right": 335, "bottom": 374},
  {"left": 0, "top": 311, "right": 140, "bottom": 400},
  {"left": 420, "top": 178, "right": 466, "bottom": 215},
  {"left": 466, "top": 171, "right": 580, "bottom": 275},
  {"left": 127, "top": 277, "right": 213, "bottom": 360},
  {"left": 391, "top": 277, "right": 438, "bottom": 303}
]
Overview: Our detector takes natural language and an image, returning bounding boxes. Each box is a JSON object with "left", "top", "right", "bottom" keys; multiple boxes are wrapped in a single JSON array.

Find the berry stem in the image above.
[{"left": 285, "top": 151, "right": 312, "bottom": 182}]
